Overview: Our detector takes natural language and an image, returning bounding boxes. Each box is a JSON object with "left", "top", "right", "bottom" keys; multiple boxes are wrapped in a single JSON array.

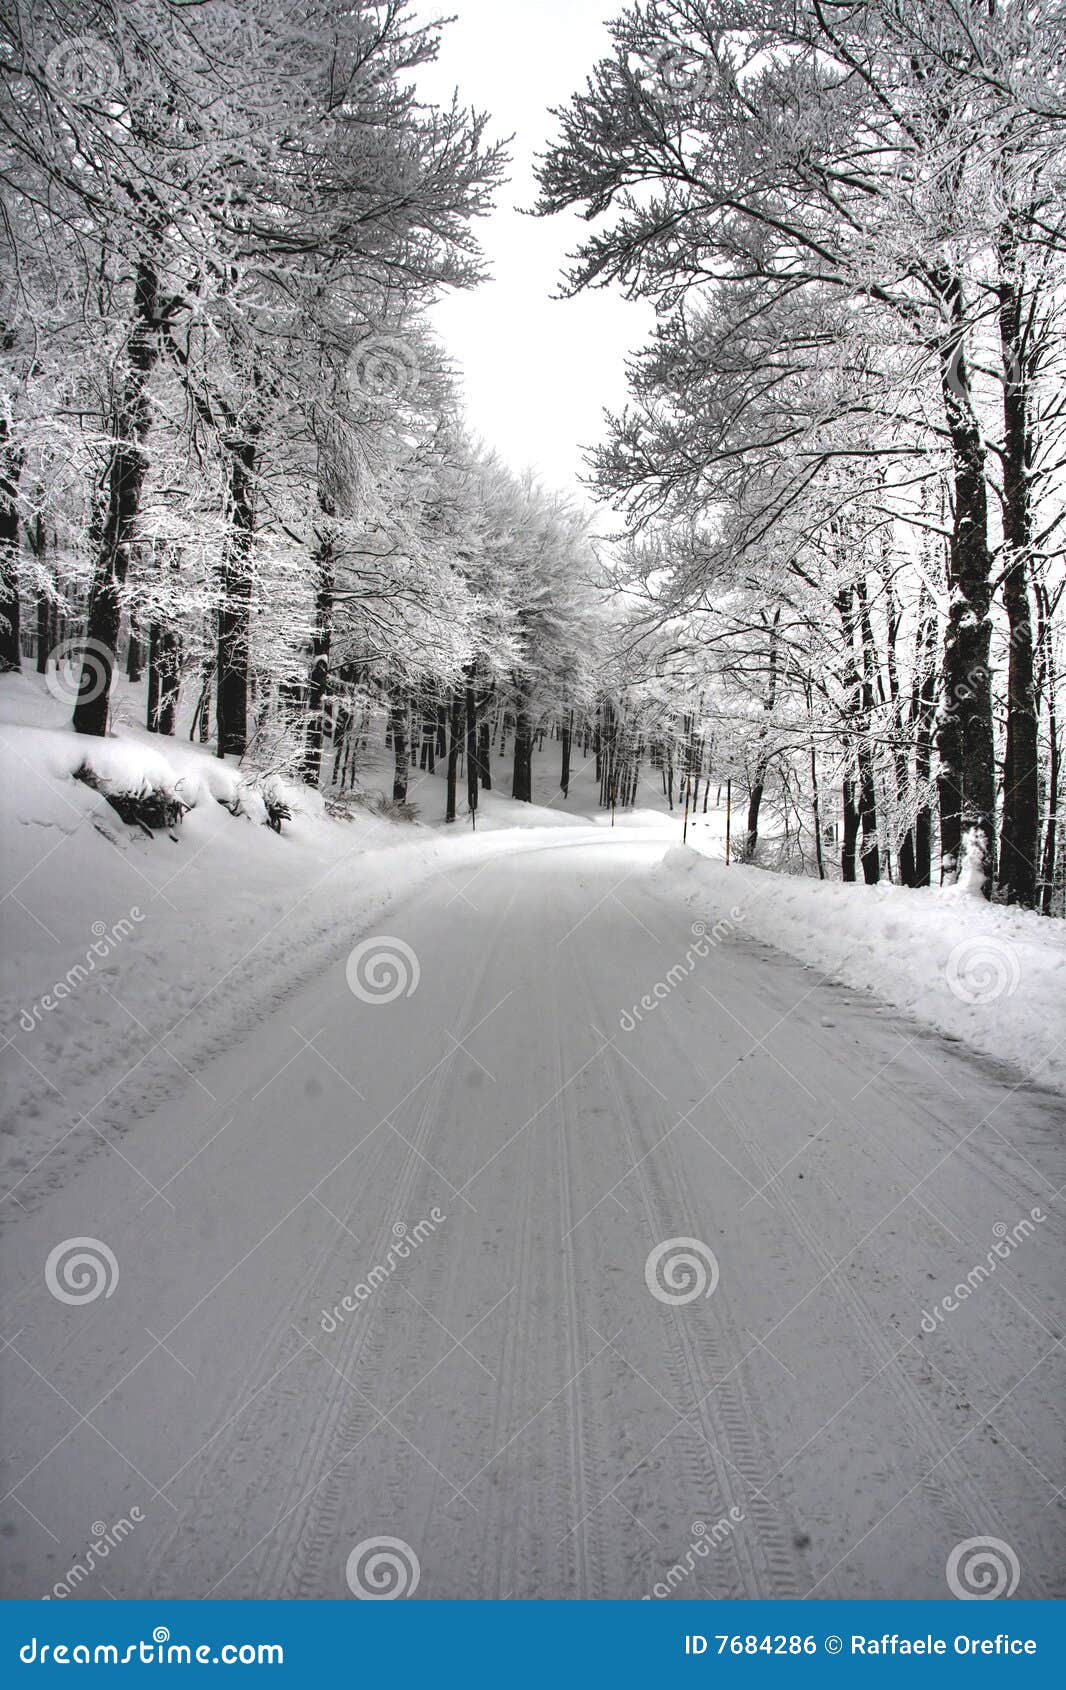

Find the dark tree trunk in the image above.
[
  {"left": 512, "top": 696, "right": 533, "bottom": 802},
  {"left": 216, "top": 422, "right": 258, "bottom": 759},
  {"left": 303, "top": 528, "right": 334, "bottom": 786},
  {"left": 146, "top": 623, "right": 160, "bottom": 731},
  {"left": 935, "top": 286, "right": 996, "bottom": 891},
  {"left": 465, "top": 673, "right": 478, "bottom": 819},
  {"left": 0, "top": 379, "right": 23, "bottom": 673},
  {"left": 390, "top": 692, "right": 408, "bottom": 802},
  {"left": 811, "top": 746, "right": 826, "bottom": 880},
  {"left": 744, "top": 608, "right": 780, "bottom": 859},
  {"left": 1036, "top": 580, "right": 1060, "bottom": 913},
  {"left": 913, "top": 603, "right": 938, "bottom": 888},
  {"left": 836, "top": 582, "right": 869, "bottom": 882},
  {"left": 841, "top": 777, "right": 860, "bottom": 882},
  {"left": 855, "top": 576, "right": 881, "bottom": 884},
  {"left": 75, "top": 257, "right": 160, "bottom": 734},
  {"left": 884, "top": 573, "right": 915, "bottom": 887},
  {"left": 126, "top": 616, "right": 143, "bottom": 683},
  {"left": 996, "top": 236, "right": 1040, "bottom": 906},
  {"left": 192, "top": 663, "right": 212, "bottom": 744},
  {"left": 744, "top": 777, "right": 765, "bottom": 861},
  {"left": 446, "top": 689, "right": 462, "bottom": 822},
  {"left": 1041, "top": 715, "right": 1060, "bottom": 916},
  {"left": 561, "top": 709, "right": 572, "bottom": 797},
  {"left": 476, "top": 718, "right": 490, "bottom": 790},
  {"left": 419, "top": 701, "right": 437, "bottom": 772},
  {"left": 31, "top": 506, "right": 49, "bottom": 675}
]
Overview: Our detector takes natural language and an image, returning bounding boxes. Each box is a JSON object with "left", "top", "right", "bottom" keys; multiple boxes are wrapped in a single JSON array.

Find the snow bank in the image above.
[{"left": 654, "top": 846, "right": 1066, "bottom": 1094}]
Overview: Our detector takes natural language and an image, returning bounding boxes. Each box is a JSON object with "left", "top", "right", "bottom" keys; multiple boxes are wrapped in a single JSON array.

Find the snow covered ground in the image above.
[{"left": 1, "top": 673, "right": 1064, "bottom": 1601}]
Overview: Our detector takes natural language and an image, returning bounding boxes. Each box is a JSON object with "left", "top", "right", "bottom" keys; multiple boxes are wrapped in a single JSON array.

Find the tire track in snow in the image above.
[{"left": 566, "top": 926, "right": 804, "bottom": 1598}]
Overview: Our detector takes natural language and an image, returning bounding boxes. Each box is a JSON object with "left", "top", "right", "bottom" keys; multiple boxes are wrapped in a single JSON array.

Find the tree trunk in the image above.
[
  {"left": 30, "top": 506, "right": 49, "bottom": 675},
  {"left": 390, "top": 692, "right": 408, "bottom": 802},
  {"left": 743, "top": 607, "right": 780, "bottom": 860},
  {"left": 811, "top": 746, "right": 826, "bottom": 880},
  {"left": 560, "top": 708, "right": 572, "bottom": 797},
  {"left": 913, "top": 601, "right": 938, "bottom": 887},
  {"left": 75, "top": 256, "right": 160, "bottom": 734},
  {"left": 478, "top": 719, "right": 491, "bottom": 790},
  {"left": 1036, "top": 580, "right": 1060, "bottom": 913},
  {"left": 884, "top": 572, "right": 915, "bottom": 887},
  {"left": 935, "top": 284, "right": 996, "bottom": 891},
  {"left": 146, "top": 623, "right": 160, "bottom": 731},
  {"left": 216, "top": 422, "right": 257, "bottom": 759},
  {"left": 446, "top": 689, "right": 462, "bottom": 822},
  {"left": 996, "top": 233, "right": 1040, "bottom": 906},
  {"left": 0, "top": 386, "right": 23, "bottom": 674},
  {"left": 512, "top": 695, "right": 533, "bottom": 802},
  {"left": 126, "top": 615, "right": 143, "bottom": 683},
  {"left": 841, "top": 776, "right": 860, "bottom": 882},
  {"left": 855, "top": 576, "right": 881, "bottom": 884},
  {"left": 465, "top": 672, "right": 478, "bottom": 819},
  {"left": 303, "top": 527, "right": 334, "bottom": 786},
  {"left": 744, "top": 776, "right": 765, "bottom": 861}
]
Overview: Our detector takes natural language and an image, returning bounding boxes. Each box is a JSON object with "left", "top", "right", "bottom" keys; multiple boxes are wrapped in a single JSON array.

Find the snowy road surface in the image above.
[{"left": 2, "top": 827, "right": 1064, "bottom": 1600}]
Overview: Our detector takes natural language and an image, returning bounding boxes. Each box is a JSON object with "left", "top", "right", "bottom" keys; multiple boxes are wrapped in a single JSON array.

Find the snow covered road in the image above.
[{"left": 2, "top": 826, "right": 1064, "bottom": 1600}]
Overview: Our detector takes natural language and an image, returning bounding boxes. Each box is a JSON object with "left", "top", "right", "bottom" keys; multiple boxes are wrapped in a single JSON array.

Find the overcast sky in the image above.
[{"left": 415, "top": 0, "right": 654, "bottom": 505}]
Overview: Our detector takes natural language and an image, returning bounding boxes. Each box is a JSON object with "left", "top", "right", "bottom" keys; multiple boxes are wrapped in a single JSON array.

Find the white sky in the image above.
[{"left": 415, "top": 0, "right": 654, "bottom": 503}]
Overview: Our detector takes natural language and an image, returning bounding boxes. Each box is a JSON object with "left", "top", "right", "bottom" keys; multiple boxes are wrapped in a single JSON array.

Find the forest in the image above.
[{"left": 1, "top": 0, "right": 1064, "bottom": 912}]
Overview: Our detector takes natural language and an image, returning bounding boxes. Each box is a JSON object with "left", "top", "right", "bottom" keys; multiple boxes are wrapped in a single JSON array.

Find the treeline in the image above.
[
  {"left": 0, "top": 0, "right": 606, "bottom": 815},
  {"left": 537, "top": 0, "right": 1066, "bottom": 910}
]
